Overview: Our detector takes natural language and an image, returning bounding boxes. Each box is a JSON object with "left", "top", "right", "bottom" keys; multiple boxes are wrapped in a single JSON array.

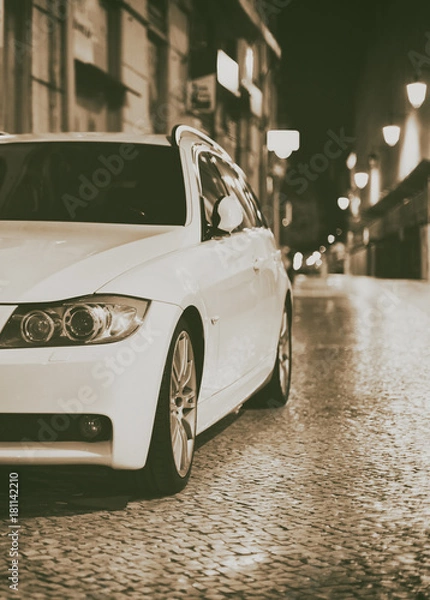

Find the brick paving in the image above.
[{"left": 1, "top": 275, "right": 430, "bottom": 599}]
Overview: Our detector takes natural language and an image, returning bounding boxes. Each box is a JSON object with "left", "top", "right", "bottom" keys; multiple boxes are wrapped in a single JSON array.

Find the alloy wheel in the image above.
[
  {"left": 278, "top": 310, "right": 291, "bottom": 397},
  {"left": 169, "top": 331, "right": 197, "bottom": 477}
]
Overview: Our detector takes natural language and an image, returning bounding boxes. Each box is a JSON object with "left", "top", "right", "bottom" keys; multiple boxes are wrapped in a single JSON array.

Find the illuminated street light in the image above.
[
  {"left": 346, "top": 152, "right": 357, "bottom": 170},
  {"left": 293, "top": 252, "right": 303, "bottom": 271},
  {"left": 350, "top": 195, "right": 361, "bottom": 217},
  {"left": 328, "top": 234, "right": 335, "bottom": 244},
  {"left": 382, "top": 125, "right": 401, "bottom": 147},
  {"left": 337, "top": 196, "right": 350, "bottom": 210},
  {"left": 267, "top": 130, "right": 300, "bottom": 159},
  {"left": 245, "top": 47, "right": 254, "bottom": 82},
  {"left": 407, "top": 81, "right": 427, "bottom": 109},
  {"left": 217, "top": 50, "right": 240, "bottom": 97},
  {"left": 274, "top": 147, "right": 293, "bottom": 160},
  {"left": 354, "top": 172, "right": 369, "bottom": 189}
]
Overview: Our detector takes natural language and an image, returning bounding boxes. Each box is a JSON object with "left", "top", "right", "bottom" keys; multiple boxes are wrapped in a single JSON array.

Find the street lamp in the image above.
[
  {"left": 346, "top": 152, "right": 357, "bottom": 170},
  {"left": 354, "top": 172, "right": 369, "bottom": 189},
  {"left": 267, "top": 129, "right": 301, "bottom": 244},
  {"left": 337, "top": 196, "right": 350, "bottom": 210},
  {"left": 328, "top": 234, "right": 335, "bottom": 244},
  {"left": 382, "top": 125, "right": 401, "bottom": 147},
  {"left": 406, "top": 81, "right": 427, "bottom": 109},
  {"left": 267, "top": 130, "right": 300, "bottom": 159},
  {"left": 293, "top": 252, "right": 303, "bottom": 271}
]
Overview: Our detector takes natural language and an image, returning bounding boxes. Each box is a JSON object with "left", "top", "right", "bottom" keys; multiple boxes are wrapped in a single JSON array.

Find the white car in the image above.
[{"left": 0, "top": 126, "right": 292, "bottom": 495}]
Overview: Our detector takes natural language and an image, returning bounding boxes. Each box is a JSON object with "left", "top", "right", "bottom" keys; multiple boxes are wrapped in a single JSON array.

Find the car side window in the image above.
[
  {"left": 197, "top": 153, "right": 228, "bottom": 236},
  {"left": 213, "top": 159, "right": 256, "bottom": 229},
  {"left": 239, "top": 177, "right": 268, "bottom": 228}
]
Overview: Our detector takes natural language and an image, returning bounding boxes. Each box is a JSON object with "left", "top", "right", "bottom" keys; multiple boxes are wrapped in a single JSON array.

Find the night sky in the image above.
[{"left": 277, "top": 0, "right": 392, "bottom": 243}]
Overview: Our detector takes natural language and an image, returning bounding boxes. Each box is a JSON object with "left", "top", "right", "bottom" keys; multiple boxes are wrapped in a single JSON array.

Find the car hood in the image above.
[{"left": 0, "top": 221, "right": 188, "bottom": 303}]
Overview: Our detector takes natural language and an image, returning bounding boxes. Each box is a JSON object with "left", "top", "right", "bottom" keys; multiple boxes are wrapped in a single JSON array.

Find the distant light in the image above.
[
  {"left": 217, "top": 50, "right": 240, "bottom": 97},
  {"left": 316, "top": 259, "right": 323, "bottom": 267},
  {"left": 267, "top": 130, "right": 300, "bottom": 160},
  {"left": 328, "top": 234, "right": 335, "bottom": 244},
  {"left": 382, "top": 125, "right": 401, "bottom": 147},
  {"left": 350, "top": 195, "right": 361, "bottom": 217},
  {"left": 284, "top": 200, "right": 292, "bottom": 226},
  {"left": 368, "top": 153, "right": 379, "bottom": 168},
  {"left": 293, "top": 252, "right": 303, "bottom": 271},
  {"left": 247, "top": 83, "right": 263, "bottom": 118},
  {"left": 336, "top": 228, "right": 342, "bottom": 236},
  {"left": 245, "top": 47, "right": 254, "bottom": 82},
  {"left": 337, "top": 196, "right": 350, "bottom": 210},
  {"left": 319, "top": 245, "right": 327, "bottom": 253},
  {"left": 346, "top": 152, "right": 357, "bottom": 170},
  {"left": 399, "top": 113, "right": 421, "bottom": 179},
  {"left": 354, "top": 172, "right": 369, "bottom": 189},
  {"left": 407, "top": 81, "right": 427, "bottom": 109},
  {"left": 306, "top": 255, "right": 316, "bottom": 266},
  {"left": 363, "top": 228, "right": 370, "bottom": 246},
  {"left": 312, "top": 251, "right": 322, "bottom": 260},
  {"left": 369, "top": 167, "right": 380, "bottom": 206},
  {"left": 272, "top": 163, "right": 286, "bottom": 177}
]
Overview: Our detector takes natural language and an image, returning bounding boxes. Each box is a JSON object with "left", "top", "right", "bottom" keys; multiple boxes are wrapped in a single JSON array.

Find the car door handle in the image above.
[{"left": 253, "top": 258, "right": 265, "bottom": 273}]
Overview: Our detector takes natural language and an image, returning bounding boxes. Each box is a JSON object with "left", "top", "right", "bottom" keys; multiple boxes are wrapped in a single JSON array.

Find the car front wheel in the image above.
[{"left": 135, "top": 318, "right": 198, "bottom": 495}]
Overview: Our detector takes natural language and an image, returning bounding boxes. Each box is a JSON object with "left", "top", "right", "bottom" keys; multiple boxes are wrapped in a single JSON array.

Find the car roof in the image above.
[{"left": 0, "top": 132, "right": 172, "bottom": 146}]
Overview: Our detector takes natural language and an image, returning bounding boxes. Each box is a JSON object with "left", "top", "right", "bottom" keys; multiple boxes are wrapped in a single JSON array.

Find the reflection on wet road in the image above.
[{"left": 0, "top": 275, "right": 429, "bottom": 599}]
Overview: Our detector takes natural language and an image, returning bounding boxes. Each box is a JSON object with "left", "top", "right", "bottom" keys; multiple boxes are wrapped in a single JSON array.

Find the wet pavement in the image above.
[{"left": 1, "top": 274, "right": 430, "bottom": 599}]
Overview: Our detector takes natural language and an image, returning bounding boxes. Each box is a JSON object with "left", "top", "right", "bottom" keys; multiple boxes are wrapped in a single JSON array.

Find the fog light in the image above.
[{"left": 79, "top": 415, "right": 103, "bottom": 440}]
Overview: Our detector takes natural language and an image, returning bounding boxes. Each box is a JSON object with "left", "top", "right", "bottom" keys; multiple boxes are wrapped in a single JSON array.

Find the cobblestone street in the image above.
[{"left": 1, "top": 275, "right": 430, "bottom": 599}]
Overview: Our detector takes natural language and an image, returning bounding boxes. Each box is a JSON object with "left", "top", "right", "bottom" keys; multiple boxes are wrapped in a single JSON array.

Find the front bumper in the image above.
[{"left": 0, "top": 300, "right": 182, "bottom": 469}]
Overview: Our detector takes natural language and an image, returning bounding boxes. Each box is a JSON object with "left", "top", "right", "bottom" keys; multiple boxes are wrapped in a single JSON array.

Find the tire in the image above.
[
  {"left": 248, "top": 304, "right": 292, "bottom": 408},
  {"left": 135, "top": 318, "right": 199, "bottom": 496}
]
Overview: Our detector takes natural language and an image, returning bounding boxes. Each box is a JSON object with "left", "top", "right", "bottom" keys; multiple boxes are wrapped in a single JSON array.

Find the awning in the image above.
[{"left": 365, "top": 159, "right": 430, "bottom": 217}]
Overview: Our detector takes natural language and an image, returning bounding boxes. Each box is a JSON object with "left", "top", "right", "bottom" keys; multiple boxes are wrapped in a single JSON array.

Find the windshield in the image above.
[{"left": 0, "top": 142, "right": 187, "bottom": 225}]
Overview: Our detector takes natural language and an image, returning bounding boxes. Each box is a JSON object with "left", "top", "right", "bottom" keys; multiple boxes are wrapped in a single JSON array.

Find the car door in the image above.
[
  {"left": 214, "top": 159, "right": 281, "bottom": 362},
  {"left": 194, "top": 149, "right": 263, "bottom": 393}
]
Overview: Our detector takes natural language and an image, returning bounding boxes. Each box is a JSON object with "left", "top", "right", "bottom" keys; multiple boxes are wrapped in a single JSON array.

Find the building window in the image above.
[
  {"left": 148, "top": 32, "right": 167, "bottom": 133},
  {"left": 4, "top": 0, "right": 33, "bottom": 133},
  {"left": 31, "top": 0, "right": 67, "bottom": 132},
  {"left": 73, "top": 0, "right": 123, "bottom": 132},
  {"left": 189, "top": 2, "right": 216, "bottom": 79},
  {"left": 148, "top": 0, "right": 168, "bottom": 33}
]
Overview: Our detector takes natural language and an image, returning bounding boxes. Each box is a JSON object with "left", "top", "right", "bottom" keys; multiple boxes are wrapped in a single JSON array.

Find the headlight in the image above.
[{"left": 0, "top": 296, "right": 149, "bottom": 348}]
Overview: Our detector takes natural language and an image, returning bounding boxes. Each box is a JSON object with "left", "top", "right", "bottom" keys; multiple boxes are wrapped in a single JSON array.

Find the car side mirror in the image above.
[{"left": 212, "top": 194, "right": 243, "bottom": 234}]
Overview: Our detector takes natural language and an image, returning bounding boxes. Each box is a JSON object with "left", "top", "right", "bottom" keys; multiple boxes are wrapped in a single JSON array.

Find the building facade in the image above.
[
  {"left": 347, "top": 1, "right": 430, "bottom": 280},
  {"left": 0, "top": 0, "right": 281, "bottom": 217}
]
